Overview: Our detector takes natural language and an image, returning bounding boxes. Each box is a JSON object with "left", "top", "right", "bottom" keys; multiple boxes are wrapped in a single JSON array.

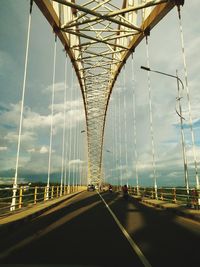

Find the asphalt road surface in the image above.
[{"left": 0, "top": 191, "right": 199, "bottom": 267}]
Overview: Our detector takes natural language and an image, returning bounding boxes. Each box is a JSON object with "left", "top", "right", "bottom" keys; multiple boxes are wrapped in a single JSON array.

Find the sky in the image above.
[{"left": 0, "top": 0, "right": 200, "bottom": 188}]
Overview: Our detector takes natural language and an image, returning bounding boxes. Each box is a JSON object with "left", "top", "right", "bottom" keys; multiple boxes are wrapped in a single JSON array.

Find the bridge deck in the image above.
[{"left": 0, "top": 191, "right": 199, "bottom": 267}]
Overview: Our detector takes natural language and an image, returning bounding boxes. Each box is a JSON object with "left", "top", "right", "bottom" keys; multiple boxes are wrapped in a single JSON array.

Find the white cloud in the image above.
[
  {"left": 0, "top": 102, "right": 85, "bottom": 136},
  {"left": 0, "top": 102, "right": 21, "bottom": 126},
  {"left": 4, "top": 131, "right": 36, "bottom": 143},
  {"left": 0, "top": 177, "right": 28, "bottom": 185},
  {"left": 52, "top": 99, "right": 84, "bottom": 112},
  {"left": 44, "top": 82, "right": 67, "bottom": 93},
  {"left": 39, "top": 146, "right": 49, "bottom": 154},
  {"left": 0, "top": 146, "right": 7, "bottom": 151},
  {"left": 69, "top": 159, "right": 84, "bottom": 166},
  {"left": 23, "top": 112, "right": 52, "bottom": 129}
]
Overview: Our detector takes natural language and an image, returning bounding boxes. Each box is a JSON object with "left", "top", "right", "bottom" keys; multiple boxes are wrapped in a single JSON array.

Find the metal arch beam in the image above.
[
  {"left": 33, "top": 0, "right": 179, "bottom": 186},
  {"left": 53, "top": 0, "right": 142, "bottom": 31},
  {"left": 63, "top": 28, "right": 130, "bottom": 50}
]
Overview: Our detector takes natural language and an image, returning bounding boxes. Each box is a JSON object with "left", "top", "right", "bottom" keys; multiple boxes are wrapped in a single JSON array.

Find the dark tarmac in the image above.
[{"left": 0, "top": 191, "right": 199, "bottom": 267}]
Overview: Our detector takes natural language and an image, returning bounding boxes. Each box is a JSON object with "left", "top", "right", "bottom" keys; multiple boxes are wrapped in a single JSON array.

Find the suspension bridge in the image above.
[{"left": 0, "top": 0, "right": 200, "bottom": 266}]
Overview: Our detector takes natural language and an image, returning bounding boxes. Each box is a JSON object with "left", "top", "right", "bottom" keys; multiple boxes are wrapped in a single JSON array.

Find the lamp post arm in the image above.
[
  {"left": 151, "top": 70, "right": 184, "bottom": 90},
  {"left": 140, "top": 66, "right": 184, "bottom": 90}
]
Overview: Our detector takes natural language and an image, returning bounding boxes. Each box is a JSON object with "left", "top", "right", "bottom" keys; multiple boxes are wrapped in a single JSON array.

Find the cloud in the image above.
[
  {"left": 0, "top": 177, "right": 28, "bottom": 185},
  {"left": 68, "top": 159, "right": 84, "bottom": 166},
  {"left": 53, "top": 99, "right": 84, "bottom": 112},
  {"left": 23, "top": 111, "right": 56, "bottom": 129},
  {"left": 0, "top": 146, "right": 7, "bottom": 151},
  {"left": 4, "top": 131, "right": 36, "bottom": 143},
  {"left": 39, "top": 146, "right": 49, "bottom": 154},
  {"left": 0, "top": 102, "right": 85, "bottom": 136},
  {"left": 27, "top": 146, "right": 50, "bottom": 154},
  {"left": 0, "top": 103, "right": 21, "bottom": 127},
  {"left": 44, "top": 82, "right": 67, "bottom": 93},
  {"left": 27, "top": 148, "right": 35, "bottom": 153}
]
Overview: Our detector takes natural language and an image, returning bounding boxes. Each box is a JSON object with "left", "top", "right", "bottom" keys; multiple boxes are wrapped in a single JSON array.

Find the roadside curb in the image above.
[
  {"left": 0, "top": 190, "right": 84, "bottom": 236},
  {"left": 132, "top": 195, "right": 200, "bottom": 223}
]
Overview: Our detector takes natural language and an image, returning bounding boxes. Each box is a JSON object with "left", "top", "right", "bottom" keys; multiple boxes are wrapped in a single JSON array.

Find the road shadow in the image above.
[
  {"left": 0, "top": 191, "right": 143, "bottom": 267},
  {"left": 107, "top": 191, "right": 200, "bottom": 267}
]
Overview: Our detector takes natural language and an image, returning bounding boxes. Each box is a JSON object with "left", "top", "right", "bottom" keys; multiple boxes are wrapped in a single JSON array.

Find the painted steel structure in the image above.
[{"left": 34, "top": 0, "right": 184, "bottom": 185}]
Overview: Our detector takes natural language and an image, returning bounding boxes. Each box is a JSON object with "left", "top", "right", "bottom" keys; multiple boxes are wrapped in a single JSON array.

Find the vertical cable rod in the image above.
[
  {"left": 123, "top": 67, "right": 129, "bottom": 186},
  {"left": 131, "top": 56, "right": 139, "bottom": 194},
  {"left": 64, "top": 92, "right": 69, "bottom": 194},
  {"left": 78, "top": 98, "right": 82, "bottom": 187},
  {"left": 177, "top": 6, "right": 199, "bottom": 190},
  {"left": 114, "top": 96, "right": 119, "bottom": 188},
  {"left": 11, "top": 1, "right": 33, "bottom": 211},
  {"left": 145, "top": 36, "right": 157, "bottom": 199},
  {"left": 72, "top": 86, "right": 77, "bottom": 191},
  {"left": 60, "top": 57, "right": 67, "bottom": 196},
  {"left": 75, "top": 86, "right": 80, "bottom": 190},
  {"left": 111, "top": 100, "right": 116, "bottom": 187},
  {"left": 68, "top": 68, "right": 73, "bottom": 192},
  {"left": 109, "top": 102, "right": 114, "bottom": 183},
  {"left": 64, "top": 128, "right": 67, "bottom": 194},
  {"left": 118, "top": 86, "right": 123, "bottom": 186},
  {"left": 73, "top": 83, "right": 77, "bottom": 190},
  {"left": 46, "top": 35, "right": 57, "bottom": 200}
]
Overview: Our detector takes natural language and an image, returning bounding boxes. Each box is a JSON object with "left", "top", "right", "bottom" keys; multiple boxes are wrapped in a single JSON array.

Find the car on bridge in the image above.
[{"left": 87, "top": 184, "right": 95, "bottom": 191}]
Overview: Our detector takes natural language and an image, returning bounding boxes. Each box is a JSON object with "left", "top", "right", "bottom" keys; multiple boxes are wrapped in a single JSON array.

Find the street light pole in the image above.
[
  {"left": 175, "top": 70, "right": 189, "bottom": 197},
  {"left": 141, "top": 66, "right": 190, "bottom": 196}
]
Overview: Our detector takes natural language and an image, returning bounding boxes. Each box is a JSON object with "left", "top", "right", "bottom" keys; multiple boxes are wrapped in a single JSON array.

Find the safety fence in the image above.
[
  {"left": 129, "top": 186, "right": 200, "bottom": 209},
  {"left": 0, "top": 184, "right": 86, "bottom": 216},
  {"left": 1, "top": 185, "right": 199, "bottom": 217}
]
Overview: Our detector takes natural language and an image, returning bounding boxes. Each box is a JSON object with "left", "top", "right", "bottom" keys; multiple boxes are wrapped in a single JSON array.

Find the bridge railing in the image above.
[
  {"left": 129, "top": 186, "right": 200, "bottom": 209},
  {"left": 0, "top": 184, "right": 86, "bottom": 216}
]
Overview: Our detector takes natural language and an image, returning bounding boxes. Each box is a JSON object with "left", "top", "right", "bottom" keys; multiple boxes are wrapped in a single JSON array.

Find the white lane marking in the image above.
[{"left": 98, "top": 192, "right": 152, "bottom": 267}]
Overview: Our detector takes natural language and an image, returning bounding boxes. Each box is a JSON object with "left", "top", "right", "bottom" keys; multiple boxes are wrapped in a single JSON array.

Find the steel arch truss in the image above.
[{"left": 34, "top": 0, "right": 180, "bottom": 184}]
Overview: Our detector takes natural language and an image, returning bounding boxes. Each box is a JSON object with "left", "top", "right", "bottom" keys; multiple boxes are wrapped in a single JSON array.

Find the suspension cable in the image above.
[
  {"left": 114, "top": 96, "right": 118, "bottom": 188},
  {"left": 11, "top": 0, "right": 33, "bottom": 211},
  {"left": 60, "top": 57, "right": 67, "bottom": 196},
  {"left": 123, "top": 66, "right": 129, "bottom": 186},
  {"left": 131, "top": 55, "right": 139, "bottom": 194},
  {"left": 64, "top": 101, "right": 69, "bottom": 194},
  {"left": 72, "top": 80, "right": 77, "bottom": 191},
  {"left": 75, "top": 85, "right": 80, "bottom": 190},
  {"left": 110, "top": 102, "right": 114, "bottom": 184},
  {"left": 68, "top": 68, "right": 73, "bottom": 192},
  {"left": 73, "top": 88, "right": 76, "bottom": 190},
  {"left": 46, "top": 34, "right": 57, "bottom": 200},
  {"left": 177, "top": 6, "right": 199, "bottom": 190},
  {"left": 118, "top": 85, "right": 123, "bottom": 186},
  {"left": 64, "top": 97, "right": 68, "bottom": 194},
  {"left": 111, "top": 100, "right": 115, "bottom": 186},
  {"left": 145, "top": 36, "right": 158, "bottom": 199},
  {"left": 78, "top": 97, "right": 81, "bottom": 187}
]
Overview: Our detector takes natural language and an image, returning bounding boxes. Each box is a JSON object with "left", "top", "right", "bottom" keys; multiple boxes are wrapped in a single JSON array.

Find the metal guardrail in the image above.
[
  {"left": 129, "top": 186, "right": 200, "bottom": 209},
  {"left": 1, "top": 184, "right": 199, "bottom": 217},
  {"left": 0, "top": 185, "right": 86, "bottom": 216}
]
